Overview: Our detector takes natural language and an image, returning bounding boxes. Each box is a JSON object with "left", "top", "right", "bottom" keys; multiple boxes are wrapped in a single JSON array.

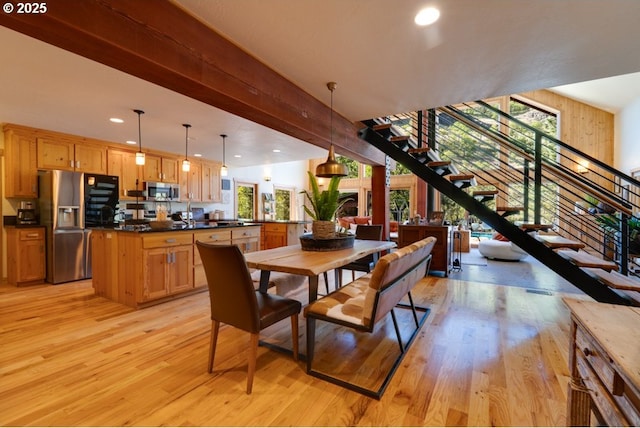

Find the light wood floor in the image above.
[{"left": 0, "top": 273, "right": 591, "bottom": 426}]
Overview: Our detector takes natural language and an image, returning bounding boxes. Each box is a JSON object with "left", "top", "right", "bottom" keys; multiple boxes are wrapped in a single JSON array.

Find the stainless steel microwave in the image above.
[{"left": 144, "top": 182, "right": 180, "bottom": 201}]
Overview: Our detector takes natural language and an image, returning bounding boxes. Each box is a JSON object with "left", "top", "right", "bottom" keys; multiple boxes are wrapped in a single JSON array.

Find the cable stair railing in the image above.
[{"left": 359, "top": 102, "right": 640, "bottom": 306}]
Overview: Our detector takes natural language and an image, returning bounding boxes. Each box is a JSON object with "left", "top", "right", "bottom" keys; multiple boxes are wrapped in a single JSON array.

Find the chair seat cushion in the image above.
[{"left": 256, "top": 291, "right": 302, "bottom": 329}]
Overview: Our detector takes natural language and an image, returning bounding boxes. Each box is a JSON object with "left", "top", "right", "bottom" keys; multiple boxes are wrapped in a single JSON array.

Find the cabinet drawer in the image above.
[
  {"left": 232, "top": 227, "right": 261, "bottom": 240},
  {"left": 18, "top": 228, "right": 44, "bottom": 241},
  {"left": 576, "top": 352, "right": 629, "bottom": 426},
  {"left": 265, "top": 223, "right": 287, "bottom": 233},
  {"left": 576, "top": 326, "right": 619, "bottom": 394},
  {"left": 194, "top": 230, "right": 231, "bottom": 243},
  {"left": 142, "top": 232, "right": 193, "bottom": 248}
]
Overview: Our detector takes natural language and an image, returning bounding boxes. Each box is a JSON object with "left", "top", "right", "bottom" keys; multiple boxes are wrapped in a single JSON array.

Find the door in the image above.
[{"left": 50, "top": 229, "right": 85, "bottom": 284}]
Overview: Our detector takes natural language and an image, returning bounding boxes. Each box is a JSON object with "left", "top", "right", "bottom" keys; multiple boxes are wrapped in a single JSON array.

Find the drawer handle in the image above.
[
  {"left": 165, "top": 238, "right": 177, "bottom": 243},
  {"left": 26, "top": 233, "right": 40, "bottom": 238},
  {"left": 582, "top": 347, "right": 591, "bottom": 357}
]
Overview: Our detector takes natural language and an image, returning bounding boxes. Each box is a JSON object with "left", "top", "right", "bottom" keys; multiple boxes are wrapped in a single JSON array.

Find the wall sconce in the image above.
[
  {"left": 264, "top": 176, "right": 271, "bottom": 182},
  {"left": 576, "top": 160, "right": 590, "bottom": 174}
]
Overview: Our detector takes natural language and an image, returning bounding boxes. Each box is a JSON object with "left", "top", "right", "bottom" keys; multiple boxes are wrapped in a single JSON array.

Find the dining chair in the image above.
[
  {"left": 195, "top": 241, "right": 302, "bottom": 394},
  {"left": 339, "top": 224, "right": 384, "bottom": 284}
]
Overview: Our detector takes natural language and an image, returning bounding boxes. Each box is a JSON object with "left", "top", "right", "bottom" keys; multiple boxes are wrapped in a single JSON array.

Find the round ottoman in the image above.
[{"left": 478, "top": 239, "right": 528, "bottom": 261}]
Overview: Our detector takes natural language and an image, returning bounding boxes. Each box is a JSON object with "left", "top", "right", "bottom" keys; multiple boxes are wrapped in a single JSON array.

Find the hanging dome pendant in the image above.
[{"left": 316, "top": 81, "right": 348, "bottom": 178}]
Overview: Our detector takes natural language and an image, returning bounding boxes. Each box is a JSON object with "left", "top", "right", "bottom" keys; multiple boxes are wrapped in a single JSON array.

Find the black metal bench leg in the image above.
[
  {"left": 306, "top": 317, "right": 316, "bottom": 373},
  {"left": 390, "top": 309, "right": 405, "bottom": 353}
]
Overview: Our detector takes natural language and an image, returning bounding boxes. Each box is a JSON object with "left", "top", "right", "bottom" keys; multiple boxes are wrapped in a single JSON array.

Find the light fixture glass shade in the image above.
[
  {"left": 220, "top": 164, "right": 228, "bottom": 176},
  {"left": 316, "top": 144, "right": 348, "bottom": 178},
  {"left": 135, "top": 151, "right": 145, "bottom": 165},
  {"left": 182, "top": 159, "right": 191, "bottom": 172}
]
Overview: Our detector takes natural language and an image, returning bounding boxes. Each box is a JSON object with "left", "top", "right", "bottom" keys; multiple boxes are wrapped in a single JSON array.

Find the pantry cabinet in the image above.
[
  {"left": 37, "top": 138, "right": 107, "bottom": 174},
  {"left": 3, "top": 128, "right": 38, "bottom": 198},
  {"left": 7, "top": 227, "right": 46, "bottom": 285}
]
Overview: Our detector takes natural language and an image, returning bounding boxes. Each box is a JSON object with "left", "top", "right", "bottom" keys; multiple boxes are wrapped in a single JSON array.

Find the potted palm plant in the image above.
[{"left": 300, "top": 171, "right": 354, "bottom": 250}]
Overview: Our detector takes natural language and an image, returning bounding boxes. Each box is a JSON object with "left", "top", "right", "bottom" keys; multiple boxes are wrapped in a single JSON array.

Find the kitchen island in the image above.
[{"left": 92, "top": 223, "right": 261, "bottom": 308}]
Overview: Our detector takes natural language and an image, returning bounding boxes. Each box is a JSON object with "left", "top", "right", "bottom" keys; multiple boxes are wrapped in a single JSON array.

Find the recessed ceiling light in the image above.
[
  {"left": 234, "top": 154, "right": 242, "bottom": 158},
  {"left": 415, "top": 7, "right": 440, "bottom": 26},
  {"left": 125, "top": 140, "right": 137, "bottom": 145},
  {"left": 194, "top": 153, "right": 202, "bottom": 157},
  {"left": 272, "top": 149, "right": 281, "bottom": 153},
  {"left": 110, "top": 117, "right": 124, "bottom": 123}
]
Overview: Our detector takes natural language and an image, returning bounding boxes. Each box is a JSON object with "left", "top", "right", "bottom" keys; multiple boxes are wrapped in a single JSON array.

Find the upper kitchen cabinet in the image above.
[
  {"left": 180, "top": 159, "right": 202, "bottom": 202},
  {"left": 142, "top": 154, "right": 179, "bottom": 184},
  {"left": 201, "top": 161, "right": 221, "bottom": 203},
  {"left": 37, "top": 138, "right": 107, "bottom": 174},
  {"left": 3, "top": 127, "right": 38, "bottom": 198},
  {"left": 107, "top": 148, "right": 143, "bottom": 199}
]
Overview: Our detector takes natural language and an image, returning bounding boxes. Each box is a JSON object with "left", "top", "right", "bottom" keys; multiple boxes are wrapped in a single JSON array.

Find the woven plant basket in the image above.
[{"left": 312, "top": 220, "right": 336, "bottom": 239}]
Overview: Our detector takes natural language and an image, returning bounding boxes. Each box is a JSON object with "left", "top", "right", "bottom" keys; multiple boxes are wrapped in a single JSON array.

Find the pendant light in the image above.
[
  {"left": 220, "top": 134, "right": 228, "bottom": 177},
  {"left": 315, "top": 81, "right": 348, "bottom": 178},
  {"left": 133, "top": 109, "right": 145, "bottom": 166},
  {"left": 182, "top": 123, "right": 191, "bottom": 172}
]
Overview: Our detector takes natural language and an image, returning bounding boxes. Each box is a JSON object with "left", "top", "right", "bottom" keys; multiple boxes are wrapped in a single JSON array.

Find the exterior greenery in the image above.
[
  {"left": 237, "top": 185, "right": 254, "bottom": 220},
  {"left": 275, "top": 188, "right": 290, "bottom": 220},
  {"left": 336, "top": 155, "right": 359, "bottom": 178}
]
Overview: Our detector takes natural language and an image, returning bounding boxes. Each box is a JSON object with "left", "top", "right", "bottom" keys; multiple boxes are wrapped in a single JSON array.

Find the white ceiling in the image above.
[{"left": 2, "top": 0, "right": 640, "bottom": 168}]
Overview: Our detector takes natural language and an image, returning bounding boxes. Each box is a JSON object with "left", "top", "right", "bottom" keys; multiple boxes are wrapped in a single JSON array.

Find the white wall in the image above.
[
  {"left": 616, "top": 98, "right": 640, "bottom": 174},
  {"left": 164, "top": 159, "right": 310, "bottom": 221}
]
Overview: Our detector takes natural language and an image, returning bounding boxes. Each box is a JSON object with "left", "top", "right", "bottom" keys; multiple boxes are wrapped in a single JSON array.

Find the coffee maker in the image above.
[{"left": 16, "top": 201, "right": 38, "bottom": 227}]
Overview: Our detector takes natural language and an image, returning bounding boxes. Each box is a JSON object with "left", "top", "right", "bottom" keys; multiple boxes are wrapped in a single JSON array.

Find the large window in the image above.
[
  {"left": 390, "top": 189, "right": 410, "bottom": 222},
  {"left": 236, "top": 182, "right": 257, "bottom": 220},
  {"left": 274, "top": 187, "right": 293, "bottom": 221}
]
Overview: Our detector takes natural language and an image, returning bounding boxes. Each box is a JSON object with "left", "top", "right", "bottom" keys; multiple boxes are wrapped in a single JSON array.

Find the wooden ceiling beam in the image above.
[{"left": 0, "top": 0, "right": 384, "bottom": 165}]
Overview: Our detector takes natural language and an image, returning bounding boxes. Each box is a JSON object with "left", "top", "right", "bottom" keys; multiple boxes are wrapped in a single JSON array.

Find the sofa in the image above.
[{"left": 478, "top": 233, "right": 528, "bottom": 261}]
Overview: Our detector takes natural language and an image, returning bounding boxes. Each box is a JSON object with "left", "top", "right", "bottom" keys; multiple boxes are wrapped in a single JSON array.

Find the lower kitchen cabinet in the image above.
[
  {"left": 7, "top": 227, "right": 45, "bottom": 285},
  {"left": 92, "top": 225, "right": 262, "bottom": 308},
  {"left": 263, "top": 222, "right": 305, "bottom": 249}
]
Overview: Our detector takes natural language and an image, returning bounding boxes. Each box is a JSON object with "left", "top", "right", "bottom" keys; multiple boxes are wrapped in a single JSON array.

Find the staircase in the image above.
[{"left": 359, "top": 101, "right": 640, "bottom": 306}]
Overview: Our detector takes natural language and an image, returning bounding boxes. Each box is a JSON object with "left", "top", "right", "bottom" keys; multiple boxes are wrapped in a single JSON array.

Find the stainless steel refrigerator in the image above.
[{"left": 39, "top": 170, "right": 89, "bottom": 284}]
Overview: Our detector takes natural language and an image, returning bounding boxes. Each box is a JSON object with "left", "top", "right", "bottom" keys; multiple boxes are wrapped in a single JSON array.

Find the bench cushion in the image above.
[{"left": 305, "top": 236, "right": 436, "bottom": 328}]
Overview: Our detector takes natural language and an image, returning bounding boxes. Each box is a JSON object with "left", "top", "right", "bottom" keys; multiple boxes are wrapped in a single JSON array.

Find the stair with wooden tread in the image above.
[
  {"left": 448, "top": 174, "right": 477, "bottom": 189},
  {"left": 496, "top": 206, "right": 524, "bottom": 217},
  {"left": 472, "top": 189, "right": 499, "bottom": 203},
  {"left": 427, "top": 160, "right": 457, "bottom": 176}
]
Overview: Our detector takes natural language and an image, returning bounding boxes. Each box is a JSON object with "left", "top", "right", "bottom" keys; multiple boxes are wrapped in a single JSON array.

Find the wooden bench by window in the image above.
[{"left": 304, "top": 236, "right": 436, "bottom": 399}]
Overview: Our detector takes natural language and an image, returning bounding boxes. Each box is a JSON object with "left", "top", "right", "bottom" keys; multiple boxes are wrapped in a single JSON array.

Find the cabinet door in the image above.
[
  {"left": 161, "top": 157, "right": 179, "bottom": 183},
  {"left": 142, "top": 154, "right": 163, "bottom": 182},
  {"left": 168, "top": 245, "right": 193, "bottom": 294},
  {"left": 4, "top": 131, "right": 38, "bottom": 198},
  {"left": 108, "top": 148, "right": 142, "bottom": 199},
  {"left": 264, "top": 224, "right": 287, "bottom": 249},
  {"left": 75, "top": 143, "right": 107, "bottom": 174},
  {"left": 19, "top": 238, "right": 46, "bottom": 282},
  {"left": 142, "top": 248, "right": 169, "bottom": 301},
  {"left": 188, "top": 162, "right": 202, "bottom": 202},
  {"left": 201, "top": 161, "right": 221, "bottom": 202},
  {"left": 37, "top": 138, "right": 75, "bottom": 171}
]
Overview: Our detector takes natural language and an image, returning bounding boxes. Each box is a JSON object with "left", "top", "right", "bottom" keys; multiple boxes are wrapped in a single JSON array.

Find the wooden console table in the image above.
[
  {"left": 398, "top": 225, "right": 450, "bottom": 275},
  {"left": 564, "top": 299, "right": 640, "bottom": 426}
]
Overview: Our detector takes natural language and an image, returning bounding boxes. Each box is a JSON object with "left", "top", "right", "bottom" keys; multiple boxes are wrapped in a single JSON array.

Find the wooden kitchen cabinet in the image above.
[
  {"left": 263, "top": 222, "right": 305, "bottom": 249},
  {"left": 37, "top": 137, "right": 107, "bottom": 174},
  {"left": 140, "top": 233, "right": 193, "bottom": 302},
  {"left": 179, "top": 161, "right": 202, "bottom": 201},
  {"left": 201, "top": 161, "right": 221, "bottom": 203},
  {"left": 7, "top": 227, "right": 46, "bottom": 285},
  {"left": 107, "top": 148, "right": 143, "bottom": 199},
  {"left": 398, "top": 225, "right": 451, "bottom": 275},
  {"left": 193, "top": 229, "right": 232, "bottom": 288},
  {"left": 3, "top": 127, "right": 38, "bottom": 198},
  {"left": 142, "top": 154, "right": 179, "bottom": 183},
  {"left": 232, "top": 226, "right": 261, "bottom": 253}
]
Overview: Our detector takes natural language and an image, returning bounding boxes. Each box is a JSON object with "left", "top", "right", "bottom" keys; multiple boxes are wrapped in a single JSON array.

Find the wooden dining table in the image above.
[{"left": 244, "top": 239, "right": 397, "bottom": 303}]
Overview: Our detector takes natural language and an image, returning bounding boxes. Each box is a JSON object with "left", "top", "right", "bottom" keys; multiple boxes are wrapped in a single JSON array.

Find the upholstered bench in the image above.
[{"left": 304, "top": 236, "right": 436, "bottom": 398}]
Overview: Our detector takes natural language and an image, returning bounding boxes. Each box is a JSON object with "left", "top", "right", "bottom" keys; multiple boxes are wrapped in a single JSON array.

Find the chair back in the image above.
[
  {"left": 355, "top": 224, "right": 383, "bottom": 240},
  {"left": 196, "top": 241, "right": 261, "bottom": 333}
]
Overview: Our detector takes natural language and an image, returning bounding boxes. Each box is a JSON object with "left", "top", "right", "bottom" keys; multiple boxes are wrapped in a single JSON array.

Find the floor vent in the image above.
[{"left": 526, "top": 289, "right": 553, "bottom": 296}]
